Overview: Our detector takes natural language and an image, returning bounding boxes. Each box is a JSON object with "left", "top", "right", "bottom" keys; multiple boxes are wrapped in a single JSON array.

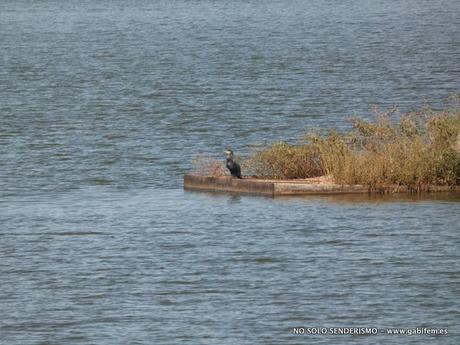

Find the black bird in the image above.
[{"left": 225, "top": 149, "right": 242, "bottom": 178}]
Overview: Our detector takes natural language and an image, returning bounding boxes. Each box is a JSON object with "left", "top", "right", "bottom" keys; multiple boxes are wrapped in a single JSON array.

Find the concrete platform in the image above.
[{"left": 184, "top": 174, "right": 460, "bottom": 196}]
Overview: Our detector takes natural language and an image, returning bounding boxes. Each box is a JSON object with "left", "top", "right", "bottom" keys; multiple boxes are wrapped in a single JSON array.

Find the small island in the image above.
[{"left": 185, "top": 105, "right": 460, "bottom": 196}]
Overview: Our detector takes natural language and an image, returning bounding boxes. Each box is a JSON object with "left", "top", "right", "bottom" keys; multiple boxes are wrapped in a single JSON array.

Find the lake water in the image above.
[{"left": 1, "top": 0, "right": 459, "bottom": 344}]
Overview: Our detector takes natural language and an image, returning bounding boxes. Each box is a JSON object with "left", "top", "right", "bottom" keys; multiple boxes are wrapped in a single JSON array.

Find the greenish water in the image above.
[{"left": 1, "top": 0, "right": 459, "bottom": 344}]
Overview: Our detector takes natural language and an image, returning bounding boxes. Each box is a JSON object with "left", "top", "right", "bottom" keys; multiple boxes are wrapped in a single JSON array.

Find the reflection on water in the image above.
[
  {"left": 187, "top": 188, "right": 460, "bottom": 204},
  {"left": 275, "top": 192, "right": 460, "bottom": 205}
]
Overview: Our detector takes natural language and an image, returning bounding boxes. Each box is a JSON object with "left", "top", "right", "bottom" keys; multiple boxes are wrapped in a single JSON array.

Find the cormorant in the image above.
[{"left": 225, "top": 149, "right": 242, "bottom": 178}]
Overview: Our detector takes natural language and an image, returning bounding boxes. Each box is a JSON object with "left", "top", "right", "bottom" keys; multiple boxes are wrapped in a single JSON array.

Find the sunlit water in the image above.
[{"left": 1, "top": 0, "right": 459, "bottom": 344}]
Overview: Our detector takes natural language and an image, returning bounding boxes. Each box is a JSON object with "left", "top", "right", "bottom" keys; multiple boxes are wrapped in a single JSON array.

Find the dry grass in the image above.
[
  {"left": 244, "top": 105, "right": 460, "bottom": 190},
  {"left": 243, "top": 142, "right": 323, "bottom": 179},
  {"left": 191, "top": 154, "right": 227, "bottom": 177}
]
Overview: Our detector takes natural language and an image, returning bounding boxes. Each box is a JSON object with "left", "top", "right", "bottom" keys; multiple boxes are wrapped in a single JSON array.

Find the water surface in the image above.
[{"left": 1, "top": 0, "right": 459, "bottom": 344}]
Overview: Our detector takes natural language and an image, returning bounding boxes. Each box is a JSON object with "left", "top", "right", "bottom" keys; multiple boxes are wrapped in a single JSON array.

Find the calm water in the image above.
[{"left": 1, "top": 0, "right": 459, "bottom": 344}]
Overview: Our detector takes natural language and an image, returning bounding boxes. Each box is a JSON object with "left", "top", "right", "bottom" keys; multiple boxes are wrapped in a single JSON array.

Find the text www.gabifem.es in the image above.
[{"left": 292, "top": 327, "right": 448, "bottom": 336}]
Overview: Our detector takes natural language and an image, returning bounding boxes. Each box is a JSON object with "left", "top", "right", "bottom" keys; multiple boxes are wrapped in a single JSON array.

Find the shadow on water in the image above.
[
  {"left": 276, "top": 192, "right": 460, "bottom": 204},
  {"left": 185, "top": 188, "right": 460, "bottom": 204}
]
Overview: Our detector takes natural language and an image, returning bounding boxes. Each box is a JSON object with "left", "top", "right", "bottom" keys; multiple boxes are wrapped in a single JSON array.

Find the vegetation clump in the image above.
[
  {"left": 243, "top": 142, "right": 323, "bottom": 179},
  {"left": 244, "top": 105, "right": 460, "bottom": 191}
]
